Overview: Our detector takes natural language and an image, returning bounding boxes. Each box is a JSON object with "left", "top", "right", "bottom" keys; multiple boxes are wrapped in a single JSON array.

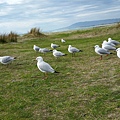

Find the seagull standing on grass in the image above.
[
  {"left": 51, "top": 43, "right": 60, "bottom": 49},
  {"left": 33, "top": 45, "right": 40, "bottom": 52},
  {"left": 108, "top": 38, "right": 120, "bottom": 46},
  {"left": 68, "top": 45, "right": 82, "bottom": 56},
  {"left": 36, "top": 56, "right": 59, "bottom": 79},
  {"left": 94, "top": 45, "right": 112, "bottom": 60},
  {"left": 61, "top": 39, "right": 66, "bottom": 43},
  {"left": 0, "top": 56, "right": 16, "bottom": 65},
  {"left": 102, "top": 43, "right": 116, "bottom": 51},
  {"left": 116, "top": 48, "right": 120, "bottom": 58},
  {"left": 102, "top": 40, "right": 115, "bottom": 47},
  {"left": 39, "top": 48, "right": 52, "bottom": 55},
  {"left": 53, "top": 49, "right": 67, "bottom": 58}
]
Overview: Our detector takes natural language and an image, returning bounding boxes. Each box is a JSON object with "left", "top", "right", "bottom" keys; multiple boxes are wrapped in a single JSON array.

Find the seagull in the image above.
[
  {"left": 53, "top": 49, "right": 67, "bottom": 58},
  {"left": 0, "top": 56, "right": 16, "bottom": 65},
  {"left": 68, "top": 45, "right": 82, "bottom": 56},
  {"left": 108, "top": 38, "right": 120, "bottom": 46},
  {"left": 102, "top": 44, "right": 116, "bottom": 51},
  {"left": 94, "top": 45, "right": 112, "bottom": 60},
  {"left": 51, "top": 43, "right": 60, "bottom": 49},
  {"left": 33, "top": 45, "right": 40, "bottom": 52},
  {"left": 61, "top": 39, "right": 66, "bottom": 43},
  {"left": 116, "top": 48, "right": 120, "bottom": 58},
  {"left": 39, "top": 48, "right": 52, "bottom": 55},
  {"left": 36, "top": 56, "right": 59, "bottom": 79},
  {"left": 102, "top": 40, "right": 115, "bottom": 47}
]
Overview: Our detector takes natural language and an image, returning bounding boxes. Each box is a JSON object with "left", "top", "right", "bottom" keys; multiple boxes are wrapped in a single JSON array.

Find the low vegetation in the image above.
[
  {"left": 0, "top": 24, "right": 120, "bottom": 119},
  {"left": 0, "top": 31, "right": 18, "bottom": 43},
  {"left": 24, "top": 27, "right": 47, "bottom": 38}
]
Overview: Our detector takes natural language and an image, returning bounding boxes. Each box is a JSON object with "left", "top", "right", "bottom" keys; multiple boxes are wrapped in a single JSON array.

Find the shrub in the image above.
[
  {"left": 0, "top": 31, "right": 18, "bottom": 43},
  {"left": 24, "top": 27, "right": 46, "bottom": 37},
  {"left": 0, "top": 34, "right": 7, "bottom": 43}
]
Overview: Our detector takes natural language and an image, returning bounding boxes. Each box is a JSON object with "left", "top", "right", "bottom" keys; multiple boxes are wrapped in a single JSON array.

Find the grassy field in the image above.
[{"left": 0, "top": 24, "right": 120, "bottom": 120}]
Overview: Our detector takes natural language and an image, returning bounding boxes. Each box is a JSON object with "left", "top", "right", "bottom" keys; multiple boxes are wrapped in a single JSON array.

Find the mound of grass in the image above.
[{"left": 24, "top": 27, "right": 47, "bottom": 38}]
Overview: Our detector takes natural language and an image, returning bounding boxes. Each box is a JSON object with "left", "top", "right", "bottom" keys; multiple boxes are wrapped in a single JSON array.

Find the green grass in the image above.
[{"left": 0, "top": 24, "right": 120, "bottom": 120}]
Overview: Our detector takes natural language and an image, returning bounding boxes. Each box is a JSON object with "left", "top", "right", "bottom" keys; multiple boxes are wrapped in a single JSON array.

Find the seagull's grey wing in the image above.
[
  {"left": 111, "top": 40, "right": 120, "bottom": 45},
  {"left": 56, "top": 51, "right": 64, "bottom": 56},
  {"left": 43, "top": 48, "right": 51, "bottom": 52},
  {"left": 39, "top": 62, "right": 55, "bottom": 73},
  {"left": 104, "top": 45, "right": 116, "bottom": 50},
  {"left": 109, "top": 43, "right": 116, "bottom": 47},
  {"left": 35, "top": 47, "right": 40, "bottom": 51},
  {"left": 71, "top": 47, "right": 79, "bottom": 52},
  {"left": 2, "top": 56, "right": 13, "bottom": 63},
  {"left": 53, "top": 44, "right": 60, "bottom": 48},
  {"left": 98, "top": 48, "right": 109, "bottom": 54},
  {"left": 51, "top": 45, "right": 56, "bottom": 49}
]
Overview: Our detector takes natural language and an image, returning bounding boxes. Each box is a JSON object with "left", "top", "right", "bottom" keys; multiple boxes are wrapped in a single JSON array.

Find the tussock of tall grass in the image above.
[
  {"left": 0, "top": 31, "right": 18, "bottom": 43},
  {"left": 24, "top": 27, "right": 47, "bottom": 38}
]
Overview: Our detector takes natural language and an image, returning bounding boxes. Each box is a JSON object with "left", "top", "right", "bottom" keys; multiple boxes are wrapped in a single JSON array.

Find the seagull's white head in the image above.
[
  {"left": 53, "top": 49, "right": 57, "bottom": 52},
  {"left": 108, "top": 38, "right": 112, "bottom": 41},
  {"left": 36, "top": 56, "right": 43, "bottom": 62},
  {"left": 94, "top": 45, "right": 99, "bottom": 48},
  {"left": 69, "top": 45, "right": 72, "bottom": 48},
  {"left": 103, "top": 40, "right": 107, "bottom": 43}
]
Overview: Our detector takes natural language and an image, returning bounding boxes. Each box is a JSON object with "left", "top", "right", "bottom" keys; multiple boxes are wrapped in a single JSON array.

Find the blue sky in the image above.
[{"left": 0, "top": 0, "right": 120, "bottom": 34}]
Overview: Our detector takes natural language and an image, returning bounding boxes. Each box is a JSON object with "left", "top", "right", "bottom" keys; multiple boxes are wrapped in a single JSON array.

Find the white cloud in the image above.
[
  {"left": 76, "top": 7, "right": 120, "bottom": 17},
  {"left": 0, "top": 6, "right": 14, "bottom": 16},
  {"left": 0, "top": 0, "right": 26, "bottom": 4}
]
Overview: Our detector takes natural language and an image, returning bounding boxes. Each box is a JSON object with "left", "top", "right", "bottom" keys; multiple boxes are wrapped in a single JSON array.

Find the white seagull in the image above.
[
  {"left": 36, "top": 56, "right": 59, "bottom": 79},
  {"left": 94, "top": 45, "right": 112, "bottom": 60},
  {"left": 39, "top": 48, "right": 52, "bottom": 55},
  {"left": 33, "top": 45, "right": 40, "bottom": 52},
  {"left": 68, "top": 45, "right": 82, "bottom": 56},
  {"left": 102, "top": 40, "right": 115, "bottom": 47},
  {"left": 116, "top": 48, "right": 120, "bottom": 58},
  {"left": 61, "top": 39, "right": 66, "bottom": 43},
  {"left": 53, "top": 49, "right": 67, "bottom": 58},
  {"left": 102, "top": 44, "right": 116, "bottom": 51},
  {"left": 51, "top": 43, "right": 60, "bottom": 49},
  {"left": 108, "top": 38, "right": 120, "bottom": 46},
  {"left": 0, "top": 56, "right": 16, "bottom": 65}
]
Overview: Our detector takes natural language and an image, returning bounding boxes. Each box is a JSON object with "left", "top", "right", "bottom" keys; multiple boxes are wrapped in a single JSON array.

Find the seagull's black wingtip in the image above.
[{"left": 54, "top": 71, "right": 60, "bottom": 73}]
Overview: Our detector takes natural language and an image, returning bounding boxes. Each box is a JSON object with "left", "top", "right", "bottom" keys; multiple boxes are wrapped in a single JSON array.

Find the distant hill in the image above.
[{"left": 53, "top": 18, "right": 120, "bottom": 32}]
